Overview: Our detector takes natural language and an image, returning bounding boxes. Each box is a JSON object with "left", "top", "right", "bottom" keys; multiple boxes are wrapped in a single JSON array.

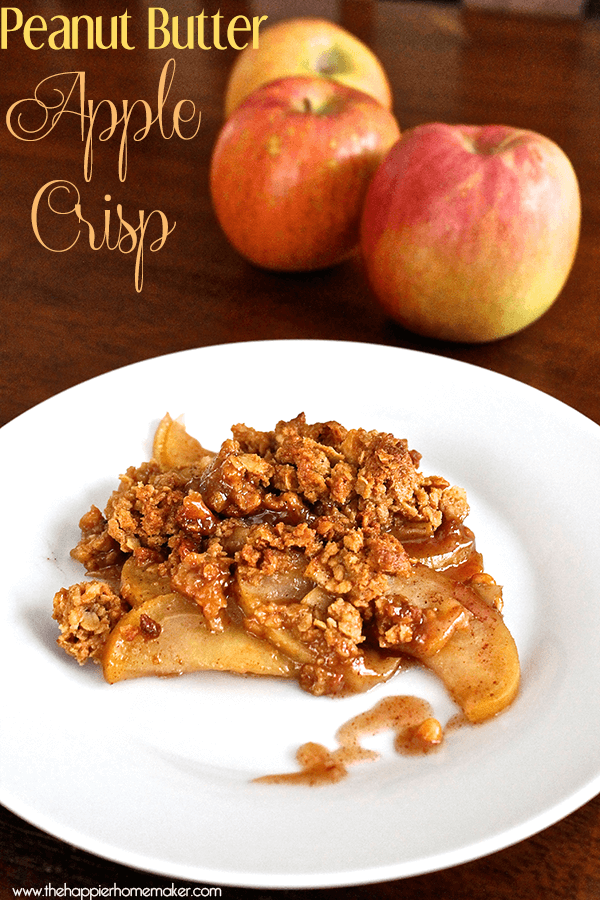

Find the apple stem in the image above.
[{"left": 302, "top": 97, "right": 312, "bottom": 114}]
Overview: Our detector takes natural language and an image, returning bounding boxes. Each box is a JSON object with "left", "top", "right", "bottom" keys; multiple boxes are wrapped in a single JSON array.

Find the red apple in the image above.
[
  {"left": 210, "top": 76, "right": 401, "bottom": 272},
  {"left": 360, "top": 123, "right": 581, "bottom": 342},
  {"left": 224, "top": 17, "right": 392, "bottom": 118}
]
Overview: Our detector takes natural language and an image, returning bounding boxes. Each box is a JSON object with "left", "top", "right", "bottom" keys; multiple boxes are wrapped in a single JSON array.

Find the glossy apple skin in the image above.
[
  {"left": 224, "top": 17, "right": 392, "bottom": 118},
  {"left": 210, "top": 76, "right": 400, "bottom": 272},
  {"left": 360, "top": 123, "right": 581, "bottom": 343}
]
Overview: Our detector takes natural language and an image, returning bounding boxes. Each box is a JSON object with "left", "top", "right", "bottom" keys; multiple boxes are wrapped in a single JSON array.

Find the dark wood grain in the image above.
[{"left": 1, "top": 2, "right": 599, "bottom": 897}]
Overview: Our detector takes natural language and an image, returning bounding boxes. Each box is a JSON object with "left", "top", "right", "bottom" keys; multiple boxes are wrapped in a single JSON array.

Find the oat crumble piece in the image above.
[{"left": 53, "top": 581, "right": 128, "bottom": 664}]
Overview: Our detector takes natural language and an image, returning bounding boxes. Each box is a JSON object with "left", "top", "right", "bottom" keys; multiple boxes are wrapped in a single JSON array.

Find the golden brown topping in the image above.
[
  {"left": 198, "top": 439, "right": 274, "bottom": 516},
  {"left": 170, "top": 540, "right": 232, "bottom": 631},
  {"left": 53, "top": 581, "right": 127, "bottom": 664},
  {"left": 70, "top": 505, "right": 124, "bottom": 576},
  {"left": 105, "top": 462, "right": 188, "bottom": 554},
  {"left": 439, "top": 485, "right": 470, "bottom": 523}
]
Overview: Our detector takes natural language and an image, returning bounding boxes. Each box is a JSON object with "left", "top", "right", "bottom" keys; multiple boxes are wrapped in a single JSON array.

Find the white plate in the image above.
[{"left": 2, "top": 339, "right": 600, "bottom": 889}]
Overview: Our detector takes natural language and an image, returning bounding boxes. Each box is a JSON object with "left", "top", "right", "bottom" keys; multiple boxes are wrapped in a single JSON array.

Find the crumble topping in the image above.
[
  {"left": 53, "top": 581, "right": 127, "bottom": 664},
  {"left": 52, "top": 413, "right": 487, "bottom": 696}
]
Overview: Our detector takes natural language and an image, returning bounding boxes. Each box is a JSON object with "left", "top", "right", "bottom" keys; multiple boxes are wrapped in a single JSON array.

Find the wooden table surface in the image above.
[{"left": 1, "top": 1, "right": 599, "bottom": 898}]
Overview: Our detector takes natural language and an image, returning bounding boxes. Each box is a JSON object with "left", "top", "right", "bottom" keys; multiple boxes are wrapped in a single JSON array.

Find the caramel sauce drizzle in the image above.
[{"left": 255, "top": 695, "right": 443, "bottom": 786}]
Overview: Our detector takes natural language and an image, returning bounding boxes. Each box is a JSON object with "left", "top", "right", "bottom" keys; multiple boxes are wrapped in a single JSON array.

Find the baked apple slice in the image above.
[
  {"left": 382, "top": 565, "right": 472, "bottom": 657},
  {"left": 153, "top": 413, "right": 215, "bottom": 471},
  {"left": 120, "top": 557, "right": 172, "bottom": 607},
  {"left": 379, "top": 565, "right": 518, "bottom": 722},
  {"left": 235, "top": 552, "right": 317, "bottom": 665},
  {"left": 103, "top": 592, "right": 299, "bottom": 683},
  {"left": 415, "top": 583, "right": 519, "bottom": 723},
  {"left": 341, "top": 649, "right": 405, "bottom": 694}
]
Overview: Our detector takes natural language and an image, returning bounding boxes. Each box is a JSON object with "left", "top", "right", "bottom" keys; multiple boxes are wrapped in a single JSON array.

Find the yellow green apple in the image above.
[
  {"left": 360, "top": 123, "right": 581, "bottom": 342},
  {"left": 210, "top": 75, "right": 400, "bottom": 272},
  {"left": 224, "top": 17, "right": 392, "bottom": 118}
]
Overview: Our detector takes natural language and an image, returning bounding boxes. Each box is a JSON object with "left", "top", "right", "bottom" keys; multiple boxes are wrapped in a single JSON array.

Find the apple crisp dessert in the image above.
[{"left": 53, "top": 413, "right": 519, "bottom": 726}]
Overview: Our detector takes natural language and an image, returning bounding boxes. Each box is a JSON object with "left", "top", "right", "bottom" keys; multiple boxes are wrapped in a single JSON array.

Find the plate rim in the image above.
[{"left": 3, "top": 337, "right": 599, "bottom": 435}]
